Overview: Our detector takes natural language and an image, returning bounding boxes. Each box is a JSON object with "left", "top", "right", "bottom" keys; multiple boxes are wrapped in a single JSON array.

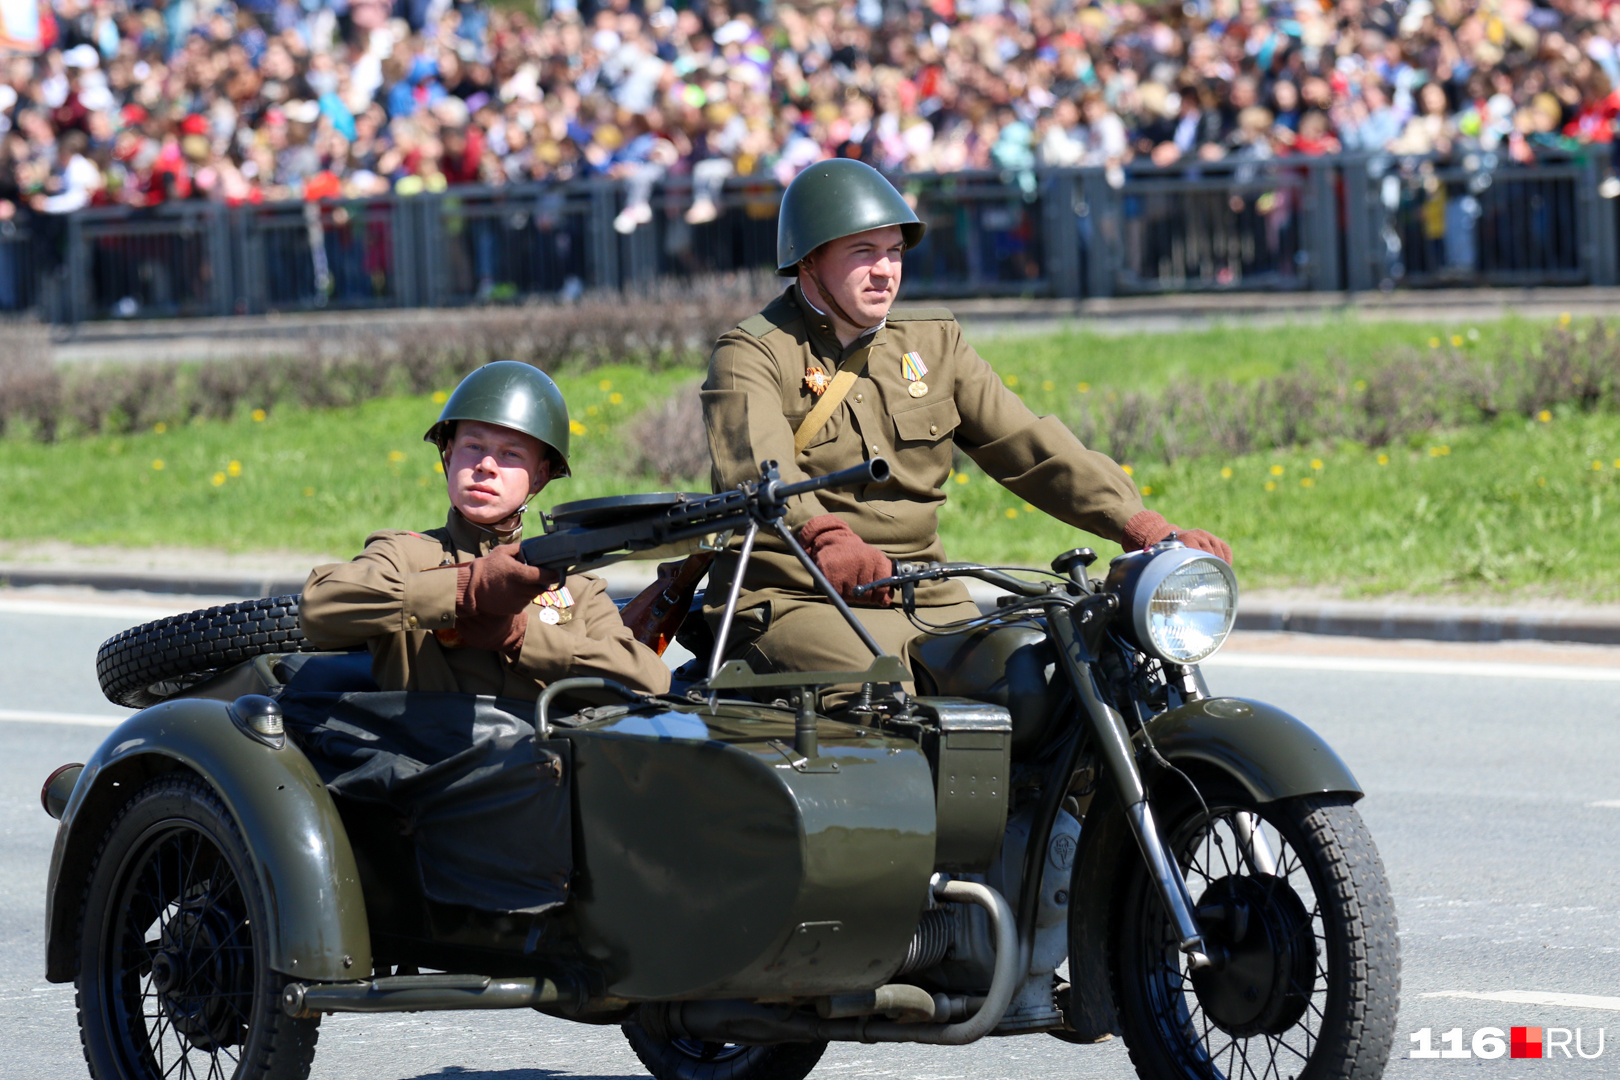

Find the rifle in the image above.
[{"left": 619, "top": 552, "right": 715, "bottom": 656}]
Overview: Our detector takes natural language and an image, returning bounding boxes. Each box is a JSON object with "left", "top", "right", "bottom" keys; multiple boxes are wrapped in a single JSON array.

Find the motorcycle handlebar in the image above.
[{"left": 854, "top": 561, "right": 1053, "bottom": 599}]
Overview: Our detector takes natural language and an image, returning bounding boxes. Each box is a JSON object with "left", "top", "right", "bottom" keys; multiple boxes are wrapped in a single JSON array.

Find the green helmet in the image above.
[
  {"left": 424, "top": 361, "right": 572, "bottom": 477},
  {"left": 775, "top": 159, "right": 925, "bottom": 275}
]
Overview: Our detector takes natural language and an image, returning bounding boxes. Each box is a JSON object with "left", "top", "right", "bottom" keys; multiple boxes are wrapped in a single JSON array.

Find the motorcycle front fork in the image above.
[{"left": 1049, "top": 616, "right": 1213, "bottom": 968}]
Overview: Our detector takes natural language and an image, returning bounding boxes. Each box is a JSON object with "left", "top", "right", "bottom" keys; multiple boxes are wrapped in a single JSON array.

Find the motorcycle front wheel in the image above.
[{"left": 1111, "top": 779, "right": 1399, "bottom": 1080}]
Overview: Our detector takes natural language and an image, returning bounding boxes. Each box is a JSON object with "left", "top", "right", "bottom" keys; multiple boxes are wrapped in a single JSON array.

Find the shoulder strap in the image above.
[
  {"left": 736, "top": 290, "right": 799, "bottom": 338},
  {"left": 793, "top": 345, "right": 872, "bottom": 454},
  {"left": 423, "top": 527, "right": 458, "bottom": 565}
]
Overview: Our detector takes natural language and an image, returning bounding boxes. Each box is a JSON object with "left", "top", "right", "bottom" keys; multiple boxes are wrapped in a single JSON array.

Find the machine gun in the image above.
[{"left": 517, "top": 459, "right": 890, "bottom": 577}]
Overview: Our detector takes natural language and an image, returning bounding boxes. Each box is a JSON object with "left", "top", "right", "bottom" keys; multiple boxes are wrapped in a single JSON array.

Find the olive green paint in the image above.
[
  {"left": 1143, "top": 696, "right": 1364, "bottom": 802},
  {"left": 44, "top": 699, "right": 371, "bottom": 984},
  {"left": 424, "top": 360, "right": 573, "bottom": 476},
  {"left": 775, "top": 159, "right": 925, "bottom": 274}
]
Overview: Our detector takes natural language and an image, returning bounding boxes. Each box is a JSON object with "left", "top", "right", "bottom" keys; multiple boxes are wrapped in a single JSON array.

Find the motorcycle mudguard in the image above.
[
  {"left": 44, "top": 699, "right": 370, "bottom": 984},
  {"left": 1064, "top": 696, "right": 1363, "bottom": 1040}
]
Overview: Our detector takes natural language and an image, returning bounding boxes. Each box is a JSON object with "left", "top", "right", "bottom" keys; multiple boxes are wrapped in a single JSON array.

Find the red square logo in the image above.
[{"left": 1512, "top": 1027, "right": 1544, "bottom": 1059}]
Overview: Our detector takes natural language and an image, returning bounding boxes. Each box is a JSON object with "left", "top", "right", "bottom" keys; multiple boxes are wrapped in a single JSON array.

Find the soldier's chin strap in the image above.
[{"left": 799, "top": 262, "right": 881, "bottom": 340}]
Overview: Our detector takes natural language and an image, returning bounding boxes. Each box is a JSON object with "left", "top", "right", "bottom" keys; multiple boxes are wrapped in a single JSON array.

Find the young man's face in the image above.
[
  {"left": 803, "top": 224, "right": 905, "bottom": 328},
  {"left": 445, "top": 420, "right": 552, "bottom": 527}
]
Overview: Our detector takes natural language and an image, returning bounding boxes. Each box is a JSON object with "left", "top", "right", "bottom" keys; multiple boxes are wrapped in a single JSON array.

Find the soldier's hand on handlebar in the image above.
[
  {"left": 797, "top": 515, "right": 893, "bottom": 606},
  {"left": 1122, "top": 510, "right": 1233, "bottom": 565}
]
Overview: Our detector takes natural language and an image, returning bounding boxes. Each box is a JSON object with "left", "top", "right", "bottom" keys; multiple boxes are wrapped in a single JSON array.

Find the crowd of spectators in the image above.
[{"left": 2, "top": 0, "right": 1619, "bottom": 232}]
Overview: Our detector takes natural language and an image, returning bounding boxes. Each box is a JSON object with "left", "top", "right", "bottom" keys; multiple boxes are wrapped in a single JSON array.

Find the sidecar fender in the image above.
[
  {"left": 45, "top": 698, "right": 370, "bottom": 984},
  {"left": 1063, "top": 696, "right": 1362, "bottom": 1040}
]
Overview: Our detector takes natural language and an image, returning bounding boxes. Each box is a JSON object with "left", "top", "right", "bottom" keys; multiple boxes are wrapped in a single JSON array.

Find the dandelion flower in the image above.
[
  {"left": 1264, "top": 480, "right": 1277, "bottom": 492},
  {"left": 1023, "top": 503, "right": 1036, "bottom": 512},
  {"left": 211, "top": 472, "right": 227, "bottom": 487},
  {"left": 1041, "top": 380, "right": 1055, "bottom": 392},
  {"left": 1537, "top": 476, "right": 1548, "bottom": 486},
  {"left": 1377, "top": 454, "right": 1390, "bottom": 466},
  {"left": 1122, "top": 464, "right": 1134, "bottom": 476},
  {"left": 303, "top": 486, "right": 316, "bottom": 497},
  {"left": 1311, "top": 459, "right": 1324, "bottom": 470},
  {"left": 387, "top": 450, "right": 406, "bottom": 463},
  {"left": 1140, "top": 485, "right": 1154, "bottom": 496},
  {"left": 1614, "top": 459, "right": 1620, "bottom": 469},
  {"left": 1450, "top": 334, "right": 1463, "bottom": 347},
  {"left": 598, "top": 379, "right": 613, "bottom": 392},
  {"left": 1353, "top": 379, "right": 1368, "bottom": 392},
  {"left": 1538, "top": 410, "right": 1552, "bottom": 423},
  {"left": 151, "top": 459, "right": 165, "bottom": 471},
  {"left": 587, "top": 405, "right": 600, "bottom": 417},
  {"left": 570, "top": 420, "right": 587, "bottom": 436},
  {"left": 1428, "top": 447, "right": 1442, "bottom": 457},
  {"left": 1301, "top": 477, "right": 1314, "bottom": 488},
  {"left": 434, "top": 461, "right": 445, "bottom": 474},
  {"left": 1594, "top": 460, "right": 1606, "bottom": 471},
  {"left": 432, "top": 391, "right": 449, "bottom": 404},
  {"left": 1269, "top": 464, "right": 1284, "bottom": 476},
  {"left": 1005, "top": 508, "right": 1019, "bottom": 519},
  {"left": 1559, "top": 312, "right": 1572, "bottom": 326},
  {"left": 1428, "top": 337, "right": 1441, "bottom": 349},
  {"left": 1220, "top": 467, "right": 1233, "bottom": 479},
  {"left": 227, "top": 460, "right": 242, "bottom": 477},
  {"left": 609, "top": 392, "right": 623, "bottom": 405},
  {"left": 954, "top": 473, "right": 969, "bottom": 485},
  {"left": 1076, "top": 382, "right": 1091, "bottom": 393},
  {"left": 154, "top": 422, "right": 167, "bottom": 434},
  {"left": 251, "top": 409, "right": 267, "bottom": 422}
]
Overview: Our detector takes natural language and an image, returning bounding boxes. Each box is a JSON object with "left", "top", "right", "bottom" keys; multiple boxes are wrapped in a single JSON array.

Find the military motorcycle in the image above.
[{"left": 42, "top": 458, "right": 1399, "bottom": 1080}]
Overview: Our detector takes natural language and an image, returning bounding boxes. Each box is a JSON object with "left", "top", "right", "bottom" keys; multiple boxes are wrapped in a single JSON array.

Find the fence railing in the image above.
[{"left": 3, "top": 153, "right": 1612, "bottom": 323}]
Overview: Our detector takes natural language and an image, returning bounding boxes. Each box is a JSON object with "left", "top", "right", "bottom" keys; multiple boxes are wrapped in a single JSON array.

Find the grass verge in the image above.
[{"left": 3, "top": 316, "right": 1616, "bottom": 600}]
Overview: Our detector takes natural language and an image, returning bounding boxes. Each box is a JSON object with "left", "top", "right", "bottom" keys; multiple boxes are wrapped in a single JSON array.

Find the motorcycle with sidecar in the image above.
[{"left": 42, "top": 458, "right": 1399, "bottom": 1080}]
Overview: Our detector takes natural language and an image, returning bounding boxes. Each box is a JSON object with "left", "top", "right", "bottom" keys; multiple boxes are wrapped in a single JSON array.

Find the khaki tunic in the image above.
[
  {"left": 300, "top": 509, "right": 670, "bottom": 700},
  {"left": 700, "top": 285, "right": 1142, "bottom": 676}
]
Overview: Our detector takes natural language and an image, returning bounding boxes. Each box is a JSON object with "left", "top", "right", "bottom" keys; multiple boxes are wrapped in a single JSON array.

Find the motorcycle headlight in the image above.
[{"left": 1109, "top": 545, "right": 1239, "bottom": 664}]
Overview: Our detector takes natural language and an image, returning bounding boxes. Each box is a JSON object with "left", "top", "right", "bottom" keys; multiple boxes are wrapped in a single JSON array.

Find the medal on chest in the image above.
[
  {"left": 804, "top": 366, "right": 831, "bottom": 396},
  {"left": 534, "top": 584, "right": 575, "bottom": 625},
  {"left": 901, "top": 351, "right": 929, "bottom": 398}
]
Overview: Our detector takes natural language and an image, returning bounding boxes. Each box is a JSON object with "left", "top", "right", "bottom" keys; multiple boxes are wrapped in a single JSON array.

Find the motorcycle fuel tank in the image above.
[
  {"left": 908, "top": 622, "right": 1064, "bottom": 756},
  {"left": 556, "top": 703, "right": 937, "bottom": 1001}
]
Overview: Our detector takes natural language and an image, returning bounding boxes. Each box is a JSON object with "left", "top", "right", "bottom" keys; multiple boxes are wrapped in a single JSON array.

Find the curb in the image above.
[{"left": 5, "top": 564, "right": 1618, "bottom": 648}]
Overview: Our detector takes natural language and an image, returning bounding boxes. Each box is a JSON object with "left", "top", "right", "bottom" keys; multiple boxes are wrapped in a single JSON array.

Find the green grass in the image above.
[{"left": 4, "top": 316, "right": 1616, "bottom": 599}]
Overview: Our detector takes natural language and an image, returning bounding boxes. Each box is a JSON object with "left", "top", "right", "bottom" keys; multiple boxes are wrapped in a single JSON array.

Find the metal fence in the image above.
[{"left": 5, "top": 153, "right": 1614, "bottom": 323}]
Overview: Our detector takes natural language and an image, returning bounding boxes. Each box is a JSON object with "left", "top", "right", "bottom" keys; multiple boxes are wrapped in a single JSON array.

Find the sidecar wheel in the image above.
[
  {"left": 75, "top": 773, "right": 321, "bottom": 1080},
  {"left": 1111, "top": 781, "right": 1399, "bottom": 1080},
  {"left": 623, "top": 1024, "right": 827, "bottom": 1080}
]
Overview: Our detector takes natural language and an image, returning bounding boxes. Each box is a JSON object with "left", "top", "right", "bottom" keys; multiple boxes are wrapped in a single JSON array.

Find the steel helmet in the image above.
[
  {"left": 424, "top": 361, "right": 572, "bottom": 477},
  {"left": 775, "top": 159, "right": 926, "bottom": 275}
]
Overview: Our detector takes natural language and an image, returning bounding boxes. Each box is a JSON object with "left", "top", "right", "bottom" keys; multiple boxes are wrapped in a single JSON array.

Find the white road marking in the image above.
[
  {"left": 1591, "top": 800, "right": 1620, "bottom": 809},
  {"left": 0, "top": 709, "right": 122, "bottom": 727},
  {"left": 0, "top": 596, "right": 215, "bottom": 621},
  {"left": 1422, "top": 991, "right": 1620, "bottom": 1013},
  {"left": 1205, "top": 653, "right": 1620, "bottom": 682}
]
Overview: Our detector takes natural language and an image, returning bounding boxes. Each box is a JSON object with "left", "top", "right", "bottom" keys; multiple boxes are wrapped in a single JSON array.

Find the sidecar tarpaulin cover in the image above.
[{"left": 277, "top": 689, "right": 572, "bottom": 915}]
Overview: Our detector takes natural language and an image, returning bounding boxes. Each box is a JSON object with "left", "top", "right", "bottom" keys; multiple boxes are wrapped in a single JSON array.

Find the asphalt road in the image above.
[{"left": 3, "top": 594, "right": 1618, "bottom": 1080}]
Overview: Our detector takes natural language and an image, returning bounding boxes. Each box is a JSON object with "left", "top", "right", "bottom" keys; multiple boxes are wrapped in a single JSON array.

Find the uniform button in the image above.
[
  {"left": 930, "top": 424, "right": 939, "bottom": 435},
  {"left": 871, "top": 445, "right": 880, "bottom": 454},
  {"left": 408, "top": 615, "right": 419, "bottom": 628},
  {"left": 855, "top": 393, "right": 863, "bottom": 403}
]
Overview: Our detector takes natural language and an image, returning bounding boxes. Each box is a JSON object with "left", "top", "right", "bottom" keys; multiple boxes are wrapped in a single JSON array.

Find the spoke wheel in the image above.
[
  {"left": 1112, "top": 781, "right": 1399, "bottom": 1080},
  {"left": 623, "top": 1024, "right": 828, "bottom": 1080},
  {"left": 76, "top": 774, "right": 320, "bottom": 1080}
]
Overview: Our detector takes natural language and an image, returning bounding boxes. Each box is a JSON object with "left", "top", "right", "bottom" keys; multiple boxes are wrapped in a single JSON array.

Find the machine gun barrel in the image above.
[{"left": 516, "top": 459, "right": 890, "bottom": 575}]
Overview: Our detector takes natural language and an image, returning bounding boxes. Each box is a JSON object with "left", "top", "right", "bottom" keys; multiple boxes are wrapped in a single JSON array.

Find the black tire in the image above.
[
  {"left": 623, "top": 1024, "right": 828, "bottom": 1080},
  {"left": 1111, "top": 779, "right": 1399, "bottom": 1080},
  {"left": 96, "top": 594, "right": 318, "bottom": 709},
  {"left": 76, "top": 773, "right": 321, "bottom": 1080}
]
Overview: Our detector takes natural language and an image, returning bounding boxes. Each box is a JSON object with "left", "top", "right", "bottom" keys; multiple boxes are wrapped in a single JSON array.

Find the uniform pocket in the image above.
[{"left": 892, "top": 398, "right": 960, "bottom": 444}]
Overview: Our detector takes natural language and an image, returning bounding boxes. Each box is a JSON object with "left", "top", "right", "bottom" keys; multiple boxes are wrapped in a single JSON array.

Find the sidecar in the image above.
[{"left": 42, "top": 635, "right": 1033, "bottom": 1080}]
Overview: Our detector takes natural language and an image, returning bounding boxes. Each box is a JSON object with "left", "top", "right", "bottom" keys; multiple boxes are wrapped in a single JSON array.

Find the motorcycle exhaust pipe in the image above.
[
  {"left": 653, "top": 879, "right": 1018, "bottom": 1047},
  {"left": 283, "top": 973, "right": 578, "bottom": 1017}
]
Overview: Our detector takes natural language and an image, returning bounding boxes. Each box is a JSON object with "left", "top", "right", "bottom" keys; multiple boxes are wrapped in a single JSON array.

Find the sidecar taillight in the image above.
[{"left": 41, "top": 763, "right": 84, "bottom": 820}]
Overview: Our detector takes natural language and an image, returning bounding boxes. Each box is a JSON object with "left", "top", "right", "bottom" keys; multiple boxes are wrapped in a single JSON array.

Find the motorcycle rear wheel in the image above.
[
  {"left": 1111, "top": 780, "right": 1399, "bottom": 1080},
  {"left": 622, "top": 1024, "right": 828, "bottom": 1080}
]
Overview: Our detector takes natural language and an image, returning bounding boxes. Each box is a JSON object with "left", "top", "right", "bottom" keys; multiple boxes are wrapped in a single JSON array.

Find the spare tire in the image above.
[{"left": 96, "top": 594, "right": 322, "bottom": 709}]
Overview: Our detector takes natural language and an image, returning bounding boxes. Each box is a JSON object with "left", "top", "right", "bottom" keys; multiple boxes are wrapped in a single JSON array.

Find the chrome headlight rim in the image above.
[{"left": 1129, "top": 546, "right": 1238, "bottom": 665}]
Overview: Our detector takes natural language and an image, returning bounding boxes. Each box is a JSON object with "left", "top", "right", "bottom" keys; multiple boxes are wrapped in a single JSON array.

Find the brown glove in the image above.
[
  {"left": 452, "top": 610, "right": 529, "bottom": 658},
  {"left": 456, "top": 543, "right": 558, "bottom": 618},
  {"left": 798, "top": 514, "right": 893, "bottom": 605},
  {"left": 1122, "top": 509, "right": 1233, "bottom": 565}
]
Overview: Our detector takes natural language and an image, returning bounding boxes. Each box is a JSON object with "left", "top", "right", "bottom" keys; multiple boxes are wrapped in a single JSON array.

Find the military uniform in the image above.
[
  {"left": 701, "top": 283, "right": 1144, "bottom": 677},
  {"left": 301, "top": 509, "right": 670, "bottom": 699}
]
